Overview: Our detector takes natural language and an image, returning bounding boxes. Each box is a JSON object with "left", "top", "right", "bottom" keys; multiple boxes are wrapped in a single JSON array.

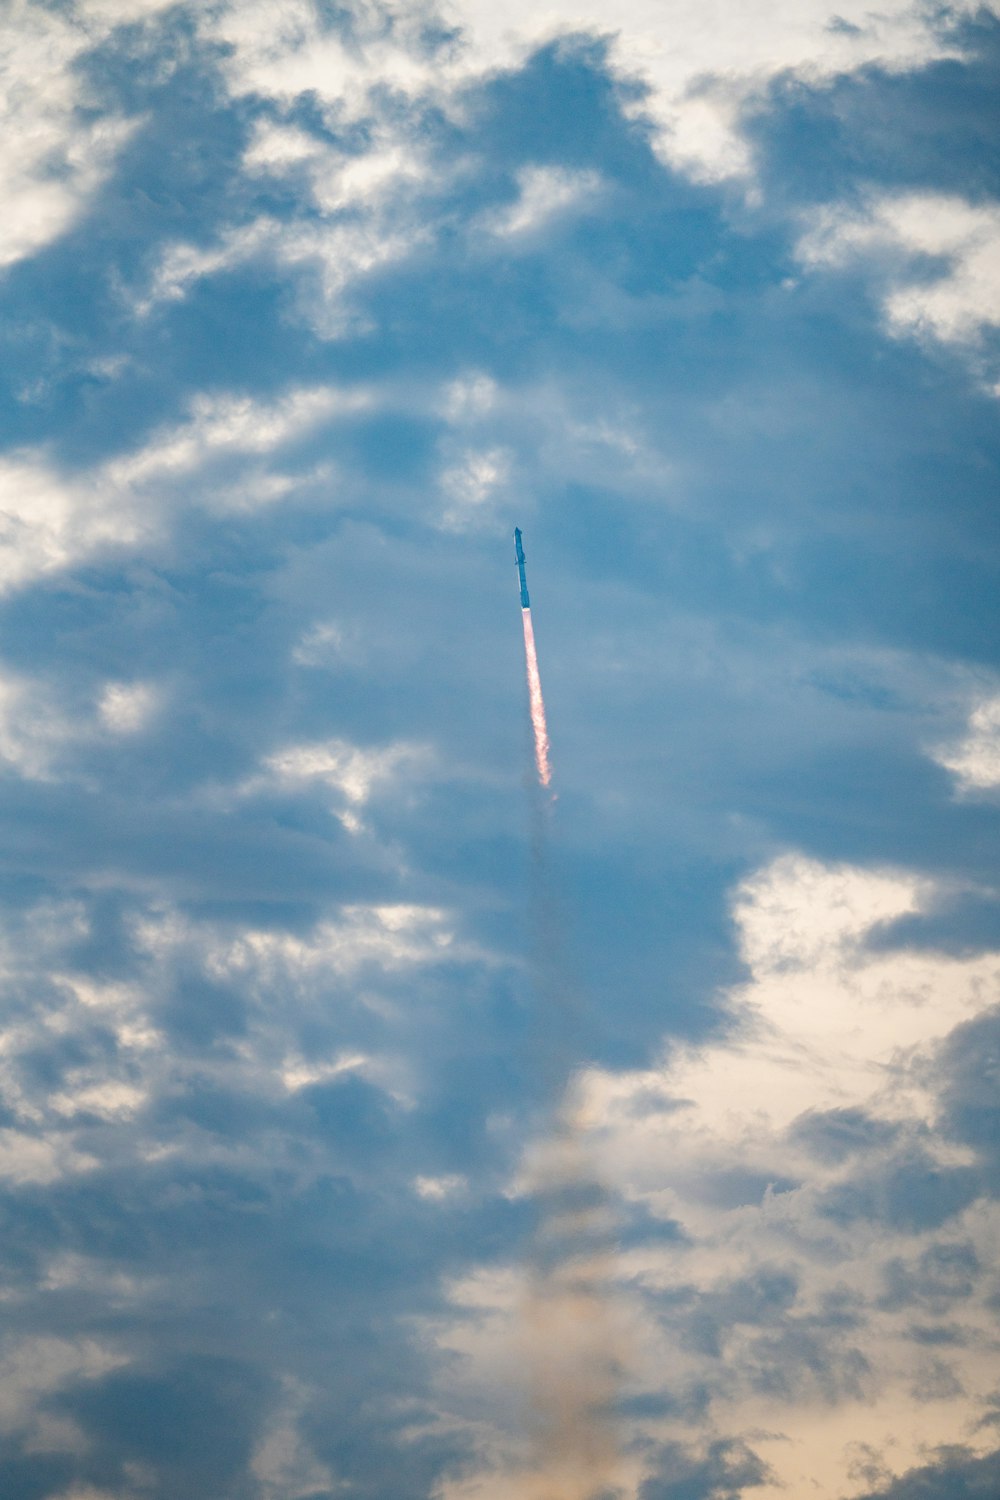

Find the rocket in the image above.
[{"left": 514, "top": 527, "right": 530, "bottom": 608}]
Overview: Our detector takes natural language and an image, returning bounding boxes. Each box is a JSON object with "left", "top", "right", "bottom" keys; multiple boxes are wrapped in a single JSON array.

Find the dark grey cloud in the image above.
[
  {"left": 817, "top": 1150, "right": 982, "bottom": 1233},
  {"left": 61, "top": 1356, "right": 273, "bottom": 1492},
  {"left": 747, "top": 13, "right": 1000, "bottom": 207},
  {"left": 878, "top": 1242, "right": 981, "bottom": 1314},
  {"left": 938, "top": 1004, "right": 1000, "bottom": 1169},
  {"left": 854, "top": 1445, "right": 1000, "bottom": 1500},
  {"left": 638, "top": 1436, "right": 772, "bottom": 1500},
  {"left": 790, "top": 1106, "right": 902, "bottom": 1163}
]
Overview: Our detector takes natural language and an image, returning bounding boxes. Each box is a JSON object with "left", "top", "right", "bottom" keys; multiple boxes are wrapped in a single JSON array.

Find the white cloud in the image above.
[
  {"left": 279, "top": 1052, "right": 373, "bottom": 1093},
  {"left": 439, "top": 446, "right": 510, "bottom": 531},
  {"left": 0, "top": 0, "right": 184, "bottom": 271},
  {"left": 144, "top": 118, "right": 430, "bottom": 328},
  {"left": 414, "top": 1173, "right": 468, "bottom": 1200},
  {"left": 201, "top": 903, "right": 465, "bottom": 982},
  {"left": 77, "top": 0, "right": 183, "bottom": 24},
  {"left": 105, "top": 385, "right": 361, "bottom": 485},
  {"left": 0, "top": 956, "right": 154, "bottom": 1165},
  {"left": 441, "top": 0, "right": 980, "bottom": 184},
  {"left": 0, "top": 452, "right": 145, "bottom": 594},
  {"left": 125, "top": 0, "right": 993, "bottom": 338},
  {"left": 292, "top": 619, "right": 363, "bottom": 668},
  {"left": 932, "top": 691, "right": 1000, "bottom": 793},
  {"left": 265, "top": 737, "right": 415, "bottom": 801},
  {"left": 205, "top": 0, "right": 437, "bottom": 120},
  {"left": 201, "top": 0, "right": 988, "bottom": 187},
  {"left": 731, "top": 852, "right": 927, "bottom": 975},
  {"left": 49, "top": 1080, "right": 146, "bottom": 1122},
  {"left": 0, "top": 384, "right": 362, "bottom": 593},
  {"left": 0, "top": 113, "right": 136, "bottom": 272},
  {"left": 435, "top": 374, "right": 672, "bottom": 510},
  {"left": 0, "top": 907, "right": 158, "bottom": 1157},
  {"left": 258, "top": 735, "right": 432, "bottom": 830},
  {"left": 433, "top": 853, "right": 1000, "bottom": 1500},
  {"left": 139, "top": 218, "right": 275, "bottom": 309},
  {"left": 245, "top": 120, "right": 427, "bottom": 215},
  {"left": 97, "top": 680, "right": 159, "bottom": 735},
  {"left": 0, "top": 666, "right": 162, "bottom": 778},
  {"left": 114, "top": 898, "right": 494, "bottom": 1126},
  {"left": 0, "top": 1130, "right": 96, "bottom": 1186},
  {"left": 251, "top": 1376, "right": 338, "bottom": 1500},
  {"left": 242, "top": 121, "right": 321, "bottom": 172},
  {"left": 143, "top": 212, "right": 428, "bottom": 334},
  {"left": 594, "top": 857, "right": 1000, "bottom": 1494},
  {"left": 0, "top": 1334, "right": 126, "bottom": 1438},
  {"left": 441, "top": 372, "right": 500, "bottom": 421},
  {"left": 0, "top": 666, "right": 76, "bottom": 779},
  {"left": 585, "top": 858, "right": 990, "bottom": 1171},
  {"left": 798, "top": 193, "right": 1000, "bottom": 350},
  {"left": 282, "top": 219, "right": 431, "bottom": 335},
  {"left": 122, "top": 898, "right": 488, "bottom": 1119},
  {"left": 484, "top": 165, "right": 602, "bottom": 238},
  {"left": 56, "top": 975, "right": 160, "bottom": 1056},
  {"left": 0, "top": 882, "right": 491, "bottom": 1200}
]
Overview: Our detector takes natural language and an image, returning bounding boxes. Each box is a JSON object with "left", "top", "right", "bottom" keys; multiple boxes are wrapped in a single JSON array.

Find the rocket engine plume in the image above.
[
  {"left": 522, "top": 607, "right": 552, "bottom": 790},
  {"left": 515, "top": 528, "right": 552, "bottom": 789}
]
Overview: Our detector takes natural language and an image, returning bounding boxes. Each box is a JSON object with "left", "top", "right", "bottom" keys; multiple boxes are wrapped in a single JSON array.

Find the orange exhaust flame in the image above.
[{"left": 522, "top": 607, "right": 552, "bottom": 789}]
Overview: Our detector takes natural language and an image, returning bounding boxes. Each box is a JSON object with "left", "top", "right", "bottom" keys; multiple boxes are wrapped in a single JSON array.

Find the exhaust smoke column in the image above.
[
  {"left": 510, "top": 527, "right": 623, "bottom": 1500},
  {"left": 515, "top": 527, "right": 552, "bottom": 789}
]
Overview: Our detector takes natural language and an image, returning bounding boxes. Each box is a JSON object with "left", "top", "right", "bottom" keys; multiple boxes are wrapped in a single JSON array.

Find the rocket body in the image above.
[{"left": 514, "top": 527, "right": 530, "bottom": 608}]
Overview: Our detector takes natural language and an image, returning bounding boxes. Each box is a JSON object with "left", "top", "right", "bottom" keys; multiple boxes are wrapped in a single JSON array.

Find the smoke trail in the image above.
[
  {"left": 513, "top": 568, "right": 622, "bottom": 1500},
  {"left": 521, "top": 606, "right": 552, "bottom": 789},
  {"left": 519, "top": 1103, "right": 624, "bottom": 1500}
]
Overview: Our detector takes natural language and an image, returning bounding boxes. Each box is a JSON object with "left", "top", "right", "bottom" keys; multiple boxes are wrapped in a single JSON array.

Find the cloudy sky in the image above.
[{"left": 2, "top": 1, "right": 1000, "bottom": 1497}]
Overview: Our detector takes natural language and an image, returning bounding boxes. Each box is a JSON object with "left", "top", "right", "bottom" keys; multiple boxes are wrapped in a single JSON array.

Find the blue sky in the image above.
[{"left": 1, "top": 2, "right": 1000, "bottom": 1498}]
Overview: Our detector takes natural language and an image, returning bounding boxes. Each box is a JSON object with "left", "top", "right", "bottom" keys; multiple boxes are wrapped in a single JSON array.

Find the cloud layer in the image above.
[{"left": 0, "top": 1, "right": 999, "bottom": 1497}]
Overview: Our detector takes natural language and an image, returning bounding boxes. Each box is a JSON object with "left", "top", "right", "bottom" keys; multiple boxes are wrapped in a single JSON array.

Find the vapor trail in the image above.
[
  {"left": 509, "top": 528, "right": 622, "bottom": 1500},
  {"left": 522, "top": 606, "right": 552, "bottom": 790}
]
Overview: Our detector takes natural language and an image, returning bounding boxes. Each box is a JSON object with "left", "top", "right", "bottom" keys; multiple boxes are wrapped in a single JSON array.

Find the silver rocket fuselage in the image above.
[{"left": 514, "top": 527, "right": 530, "bottom": 608}]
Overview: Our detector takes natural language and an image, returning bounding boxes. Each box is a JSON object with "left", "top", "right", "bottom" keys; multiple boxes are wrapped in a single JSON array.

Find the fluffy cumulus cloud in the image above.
[
  {"left": 798, "top": 194, "right": 1000, "bottom": 370},
  {"left": 0, "top": 0, "right": 157, "bottom": 270},
  {"left": 202, "top": 0, "right": 989, "bottom": 183},
  {"left": 430, "top": 855, "right": 1000, "bottom": 1499},
  {"left": 933, "top": 690, "right": 1000, "bottom": 793},
  {"left": 128, "top": 0, "right": 1000, "bottom": 350},
  {"left": 0, "top": 0, "right": 999, "bottom": 1497},
  {"left": 0, "top": 879, "right": 501, "bottom": 1490},
  {"left": 0, "top": 383, "right": 373, "bottom": 590}
]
